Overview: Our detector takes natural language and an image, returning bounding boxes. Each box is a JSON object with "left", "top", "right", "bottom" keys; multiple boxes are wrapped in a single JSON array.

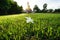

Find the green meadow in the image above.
[{"left": 0, "top": 13, "right": 60, "bottom": 40}]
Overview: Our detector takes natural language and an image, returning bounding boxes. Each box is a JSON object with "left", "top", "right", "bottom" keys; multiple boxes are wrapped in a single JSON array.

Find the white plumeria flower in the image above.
[{"left": 25, "top": 17, "right": 34, "bottom": 23}]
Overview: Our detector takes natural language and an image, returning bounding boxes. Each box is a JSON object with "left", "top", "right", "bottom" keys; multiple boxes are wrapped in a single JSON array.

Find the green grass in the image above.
[{"left": 0, "top": 13, "right": 60, "bottom": 40}]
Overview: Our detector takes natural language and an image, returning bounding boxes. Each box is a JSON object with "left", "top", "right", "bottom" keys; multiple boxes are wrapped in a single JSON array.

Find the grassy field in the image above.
[{"left": 0, "top": 13, "right": 60, "bottom": 40}]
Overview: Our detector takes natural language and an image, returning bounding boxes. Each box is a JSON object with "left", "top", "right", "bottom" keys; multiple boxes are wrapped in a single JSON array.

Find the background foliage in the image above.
[
  {"left": 0, "top": 0, "right": 60, "bottom": 15},
  {"left": 0, "top": 0, "right": 23, "bottom": 15}
]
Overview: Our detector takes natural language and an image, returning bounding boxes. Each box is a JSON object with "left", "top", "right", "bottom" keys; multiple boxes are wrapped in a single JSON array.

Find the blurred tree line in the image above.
[
  {"left": 33, "top": 3, "right": 60, "bottom": 13},
  {"left": 0, "top": 0, "right": 23, "bottom": 15},
  {"left": 0, "top": 0, "right": 60, "bottom": 15}
]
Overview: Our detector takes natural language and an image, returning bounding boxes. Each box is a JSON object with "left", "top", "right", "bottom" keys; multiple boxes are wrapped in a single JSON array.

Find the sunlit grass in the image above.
[{"left": 0, "top": 13, "right": 60, "bottom": 40}]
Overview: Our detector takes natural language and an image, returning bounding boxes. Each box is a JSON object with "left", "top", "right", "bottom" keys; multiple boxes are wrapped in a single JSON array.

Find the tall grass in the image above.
[{"left": 0, "top": 13, "right": 60, "bottom": 40}]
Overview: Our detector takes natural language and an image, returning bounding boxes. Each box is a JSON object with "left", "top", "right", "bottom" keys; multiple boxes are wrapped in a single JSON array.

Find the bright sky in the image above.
[{"left": 14, "top": 0, "right": 60, "bottom": 10}]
